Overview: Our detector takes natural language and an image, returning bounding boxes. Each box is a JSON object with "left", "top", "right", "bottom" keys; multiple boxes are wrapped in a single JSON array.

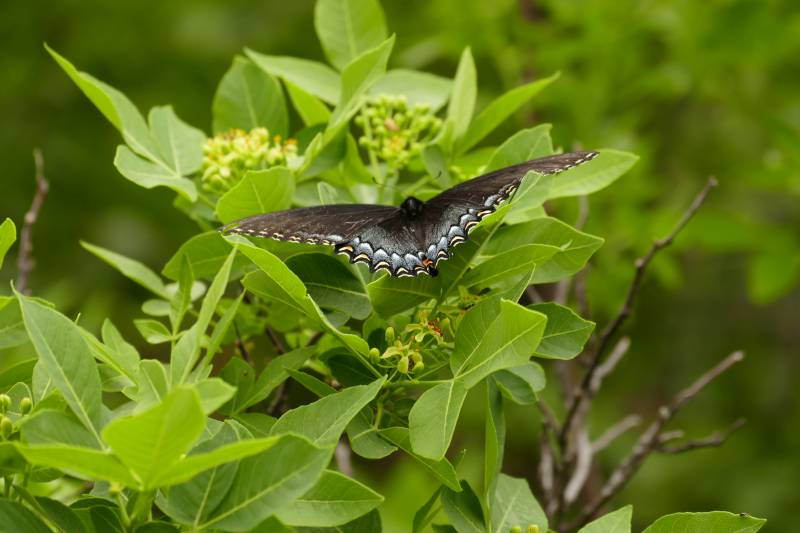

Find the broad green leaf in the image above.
[
  {"left": 131, "top": 359, "right": 170, "bottom": 413},
  {"left": 295, "top": 509, "right": 381, "bottom": 533},
  {"left": 217, "top": 357, "right": 254, "bottom": 416},
  {"left": 99, "top": 365, "right": 134, "bottom": 393},
  {"left": 579, "top": 505, "right": 632, "bottom": 533},
  {"left": 0, "top": 297, "right": 28, "bottom": 350},
  {"left": 15, "top": 444, "right": 138, "bottom": 487},
  {"left": 275, "top": 470, "right": 383, "bottom": 527},
  {"left": 213, "top": 56, "right": 288, "bottom": 138},
  {"left": 114, "top": 145, "right": 197, "bottom": 201},
  {"left": 447, "top": 47, "right": 477, "bottom": 144},
  {"left": 442, "top": 481, "right": 486, "bottom": 533},
  {"left": 0, "top": 500, "right": 52, "bottom": 533},
  {"left": 326, "top": 36, "right": 395, "bottom": 141},
  {"left": 484, "top": 376, "right": 504, "bottom": 507},
  {"left": 493, "top": 362, "right": 545, "bottom": 405},
  {"left": 377, "top": 428, "right": 461, "bottom": 491},
  {"left": 0, "top": 442, "right": 27, "bottom": 477},
  {"left": 31, "top": 361, "right": 54, "bottom": 404},
  {"left": 421, "top": 143, "right": 452, "bottom": 189},
  {"left": 0, "top": 358, "right": 36, "bottom": 393},
  {"left": 162, "top": 231, "right": 250, "bottom": 281},
  {"left": 21, "top": 410, "right": 101, "bottom": 449},
  {"left": 547, "top": 149, "right": 638, "bottom": 199},
  {"left": 270, "top": 377, "right": 385, "bottom": 447},
  {"left": 16, "top": 293, "right": 104, "bottom": 445},
  {"left": 234, "top": 413, "right": 277, "bottom": 438},
  {"left": 148, "top": 105, "right": 206, "bottom": 176},
  {"left": 505, "top": 173, "right": 554, "bottom": 226},
  {"left": 135, "top": 523, "right": 180, "bottom": 533},
  {"left": 217, "top": 167, "right": 295, "bottom": 225},
  {"left": 528, "top": 303, "right": 595, "bottom": 360},
  {"left": 327, "top": 353, "right": 376, "bottom": 387},
  {"left": 413, "top": 486, "right": 445, "bottom": 533},
  {"left": 203, "top": 293, "right": 244, "bottom": 366},
  {"left": 641, "top": 511, "right": 765, "bottom": 533},
  {"left": 17, "top": 494, "right": 88, "bottom": 533},
  {"left": 484, "top": 125, "right": 553, "bottom": 173},
  {"left": 314, "top": 0, "right": 388, "bottom": 71},
  {"left": 90, "top": 506, "right": 124, "bottom": 533},
  {"left": 457, "top": 74, "right": 559, "bottom": 155},
  {"left": 245, "top": 346, "right": 316, "bottom": 409},
  {"left": 345, "top": 405, "right": 395, "bottom": 459},
  {"left": 245, "top": 50, "right": 341, "bottom": 105},
  {"left": 368, "top": 69, "right": 453, "bottom": 114},
  {"left": 367, "top": 273, "right": 440, "bottom": 319},
  {"left": 285, "top": 80, "right": 332, "bottom": 126},
  {"left": 481, "top": 218, "right": 603, "bottom": 284},
  {"left": 192, "top": 378, "right": 236, "bottom": 415},
  {"left": 451, "top": 298, "right": 547, "bottom": 388},
  {"left": 490, "top": 474, "right": 548, "bottom": 533},
  {"left": 501, "top": 269, "right": 535, "bottom": 304},
  {"left": 0, "top": 218, "right": 15, "bottom": 270},
  {"left": 286, "top": 253, "right": 370, "bottom": 319},
  {"left": 81, "top": 241, "right": 169, "bottom": 298},
  {"left": 408, "top": 381, "right": 467, "bottom": 461},
  {"left": 102, "top": 388, "right": 205, "bottom": 490},
  {"left": 45, "top": 44, "right": 165, "bottom": 166},
  {"left": 170, "top": 256, "right": 194, "bottom": 335},
  {"left": 101, "top": 319, "right": 140, "bottom": 380},
  {"left": 199, "top": 436, "right": 332, "bottom": 532},
  {"left": 133, "top": 319, "right": 172, "bottom": 344},
  {"left": 461, "top": 244, "right": 559, "bottom": 289}
]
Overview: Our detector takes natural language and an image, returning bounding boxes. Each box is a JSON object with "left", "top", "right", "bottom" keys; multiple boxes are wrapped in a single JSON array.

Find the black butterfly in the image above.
[{"left": 220, "top": 151, "right": 599, "bottom": 278}]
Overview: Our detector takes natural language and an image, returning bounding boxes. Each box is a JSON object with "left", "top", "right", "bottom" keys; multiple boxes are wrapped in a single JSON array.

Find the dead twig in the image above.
[
  {"left": 656, "top": 419, "right": 746, "bottom": 454},
  {"left": 265, "top": 325, "right": 286, "bottom": 355},
  {"left": 16, "top": 149, "right": 50, "bottom": 294},
  {"left": 233, "top": 323, "right": 253, "bottom": 365},
  {"left": 591, "top": 415, "right": 642, "bottom": 455}
]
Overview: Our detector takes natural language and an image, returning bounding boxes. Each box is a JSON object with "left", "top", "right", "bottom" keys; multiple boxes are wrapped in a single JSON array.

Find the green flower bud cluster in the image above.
[
  {"left": 509, "top": 526, "right": 539, "bottom": 533},
  {"left": 356, "top": 95, "right": 442, "bottom": 169},
  {"left": 375, "top": 323, "right": 436, "bottom": 375},
  {"left": 201, "top": 128, "right": 298, "bottom": 194}
]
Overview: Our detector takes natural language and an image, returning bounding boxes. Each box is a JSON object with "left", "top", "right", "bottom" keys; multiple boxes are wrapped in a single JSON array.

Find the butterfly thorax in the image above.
[{"left": 400, "top": 196, "right": 424, "bottom": 216}]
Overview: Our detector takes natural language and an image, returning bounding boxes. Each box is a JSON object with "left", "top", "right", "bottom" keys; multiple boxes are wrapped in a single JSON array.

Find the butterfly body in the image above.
[{"left": 220, "top": 151, "right": 599, "bottom": 277}]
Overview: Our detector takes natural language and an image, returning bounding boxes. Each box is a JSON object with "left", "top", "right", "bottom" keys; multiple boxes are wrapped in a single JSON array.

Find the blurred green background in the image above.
[{"left": 2, "top": 0, "right": 799, "bottom": 530}]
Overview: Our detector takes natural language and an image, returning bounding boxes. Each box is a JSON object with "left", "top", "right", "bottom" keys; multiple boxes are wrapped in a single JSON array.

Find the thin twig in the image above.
[
  {"left": 591, "top": 415, "right": 642, "bottom": 454},
  {"left": 563, "top": 428, "right": 592, "bottom": 504},
  {"left": 334, "top": 437, "right": 354, "bottom": 477},
  {"left": 16, "top": 149, "right": 49, "bottom": 294},
  {"left": 562, "top": 351, "right": 743, "bottom": 530},
  {"left": 526, "top": 286, "right": 545, "bottom": 304},
  {"left": 537, "top": 399, "right": 561, "bottom": 433},
  {"left": 265, "top": 325, "right": 286, "bottom": 355},
  {"left": 575, "top": 195, "right": 589, "bottom": 231},
  {"left": 306, "top": 331, "right": 324, "bottom": 347},
  {"left": 233, "top": 323, "right": 253, "bottom": 365},
  {"left": 656, "top": 419, "right": 746, "bottom": 454}
]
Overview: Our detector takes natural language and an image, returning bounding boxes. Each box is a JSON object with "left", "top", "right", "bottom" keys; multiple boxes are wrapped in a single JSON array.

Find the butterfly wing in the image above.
[{"left": 420, "top": 151, "right": 599, "bottom": 264}]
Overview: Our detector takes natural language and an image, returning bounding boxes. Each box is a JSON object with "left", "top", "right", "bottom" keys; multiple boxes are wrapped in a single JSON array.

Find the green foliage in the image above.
[{"left": 0, "top": 1, "right": 768, "bottom": 531}]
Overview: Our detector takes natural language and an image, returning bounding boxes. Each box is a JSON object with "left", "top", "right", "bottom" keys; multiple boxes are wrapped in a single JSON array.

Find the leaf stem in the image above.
[{"left": 359, "top": 103, "right": 382, "bottom": 185}]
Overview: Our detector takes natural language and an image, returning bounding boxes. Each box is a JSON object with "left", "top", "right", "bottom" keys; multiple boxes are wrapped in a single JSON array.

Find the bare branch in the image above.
[
  {"left": 306, "top": 331, "right": 324, "bottom": 347},
  {"left": 591, "top": 414, "right": 642, "bottom": 454},
  {"left": 575, "top": 195, "right": 589, "bottom": 231},
  {"left": 564, "top": 428, "right": 592, "bottom": 504},
  {"left": 590, "top": 337, "right": 631, "bottom": 393},
  {"left": 16, "top": 149, "right": 50, "bottom": 294},
  {"left": 657, "top": 419, "right": 746, "bottom": 454},
  {"left": 526, "top": 286, "right": 545, "bottom": 304},
  {"left": 233, "top": 323, "right": 253, "bottom": 365},
  {"left": 538, "top": 433, "right": 556, "bottom": 518},
  {"left": 265, "top": 325, "right": 286, "bottom": 355},
  {"left": 658, "top": 430, "right": 685, "bottom": 443},
  {"left": 537, "top": 399, "right": 561, "bottom": 433},
  {"left": 334, "top": 437, "right": 354, "bottom": 477}
]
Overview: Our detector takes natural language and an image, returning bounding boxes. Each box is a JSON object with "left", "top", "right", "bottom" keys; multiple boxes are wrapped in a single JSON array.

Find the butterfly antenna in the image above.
[{"left": 372, "top": 176, "right": 408, "bottom": 199}]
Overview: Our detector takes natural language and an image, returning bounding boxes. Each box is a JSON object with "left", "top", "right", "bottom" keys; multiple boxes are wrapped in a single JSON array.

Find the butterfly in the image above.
[{"left": 219, "top": 151, "right": 599, "bottom": 278}]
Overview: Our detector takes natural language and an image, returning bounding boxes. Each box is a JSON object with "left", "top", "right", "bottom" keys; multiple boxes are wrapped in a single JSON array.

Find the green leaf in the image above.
[
  {"left": 447, "top": 47, "right": 477, "bottom": 144},
  {"left": 457, "top": 74, "right": 559, "bottom": 155},
  {"left": 327, "top": 36, "right": 395, "bottom": 141},
  {"left": 579, "top": 506, "right": 632, "bottom": 533},
  {"left": 244, "top": 346, "right": 316, "bottom": 409},
  {"left": 15, "top": 444, "right": 138, "bottom": 487},
  {"left": 163, "top": 231, "right": 250, "bottom": 281},
  {"left": 0, "top": 297, "right": 28, "bottom": 350},
  {"left": 45, "top": 45, "right": 165, "bottom": 166},
  {"left": 285, "top": 80, "right": 332, "bottom": 126},
  {"left": 16, "top": 293, "right": 104, "bottom": 446},
  {"left": 481, "top": 218, "right": 603, "bottom": 284},
  {"left": 199, "top": 436, "right": 332, "bottom": 532},
  {"left": 641, "top": 511, "right": 765, "bottom": 533},
  {"left": 270, "top": 377, "right": 385, "bottom": 447},
  {"left": 31, "top": 495, "right": 89, "bottom": 533},
  {"left": 4, "top": 382, "right": 32, "bottom": 424},
  {"left": 547, "top": 149, "right": 638, "bottom": 199},
  {"left": 191, "top": 378, "right": 236, "bottom": 415},
  {"left": 484, "top": 125, "right": 553, "bottom": 173},
  {"left": 442, "top": 480, "right": 486, "bottom": 533},
  {"left": 286, "top": 253, "right": 371, "bottom": 319},
  {"left": 90, "top": 506, "right": 125, "bottom": 533},
  {"left": 408, "top": 381, "right": 467, "bottom": 461},
  {"left": 493, "top": 362, "right": 545, "bottom": 405},
  {"left": 490, "top": 474, "right": 548, "bottom": 533},
  {"left": 245, "top": 50, "right": 341, "bottom": 105},
  {"left": 377, "top": 428, "right": 461, "bottom": 491},
  {"left": 275, "top": 470, "right": 383, "bottom": 527},
  {"left": 31, "top": 362, "right": 54, "bottom": 404},
  {"left": 367, "top": 273, "right": 440, "bottom": 319},
  {"left": 345, "top": 406, "right": 395, "bottom": 459},
  {"left": 99, "top": 365, "right": 134, "bottom": 393},
  {"left": 148, "top": 105, "right": 206, "bottom": 176},
  {"left": 102, "top": 388, "right": 205, "bottom": 490},
  {"left": 218, "top": 357, "right": 255, "bottom": 416},
  {"left": 295, "top": 509, "right": 381, "bottom": 533},
  {"left": 170, "top": 256, "right": 194, "bottom": 334},
  {"left": 0, "top": 358, "right": 36, "bottom": 393},
  {"left": 484, "top": 376, "right": 504, "bottom": 507},
  {"left": 368, "top": 69, "right": 453, "bottom": 114},
  {"left": 421, "top": 143, "right": 452, "bottom": 189},
  {"left": 0, "top": 500, "right": 52, "bottom": 533},
  {"left": 217, "top": 167, "right": 296, "bottom": 225},
  {"left": 314, "top": 0, "right": 388, "bottom": 71},
  {"left": 81, "top": 241, "right": 169, "bottom": 299},
  {"left": 135, "top": 523, "right": 180, "bottom": 533},
  {"left": 134, "top": 319, "right": 172, "bottom": 344},
  {"left": 413, "top": 486, "right": 445, "bottom": 533},
  {"left": 213, "top": 56, "right": 288, "bottom": 138},
  {"left": 101, "top": 319, "right": 140, "bottom": 380},
  {"left": 21, "top": 410, "right": 101, "bottom": 449},
  {"left": 451, "top": 298, "right": 547, "bottom": 388},
  {"left": 0, "top": 218, "right": 16, "bottom": 270},
  {"left": 505, "top": 173, "right": 553, "bottom": 226},
  {"left": 130, "top": 360, "right": 170, "bottom": 412},
  {"left": 327, "top": 353, "right": 375, "bottom": 387},
  {"left": 461, "top": 244, "right": 559, "bottom": 289},
  {"left": 204, "top": 293, "right": 244, "bottom": 366},
  {"left": 528, "top": 303, "right": 595, "bottom": 360},
  {"left": 114, "top": 145, "right": 197, "bottom": 201},
  {"left": 0, "top": 442, "right": 27, "bottom": 477}
]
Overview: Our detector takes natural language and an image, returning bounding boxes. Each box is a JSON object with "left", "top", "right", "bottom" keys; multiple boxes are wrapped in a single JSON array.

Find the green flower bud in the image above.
[
  {"left": 412, "top": 362, "right": 425, "bottom": 374},
  {"left": 397, "top": 356, "right": 409, "bottom": 374},
  {"left": 1, "top": 417, "right": 12, "bottom": 440},
  {"left": 19, "top": 398, "right": 32, "bottom": 416},
  {"left": 510, "top": 527, "right": 522, "bottom": 533},
  {"left": 108, "top": 483, "right": 121, "bottom": 498},
  {"left": 412, "top": 351, "right": 423, "bottom": 364},
  {"left": 0, "top": 394, "right": 9, "bottom": 413},
  {"left": 369, "top": 348, "right": 381, "bottom": 364},
  {"left": 440, "top": 317, "right": 451, "bottom": 330},
  {"left": 385, "top": 327, "right": 395, "bottom": 343},
  {"left": 527, "top": 527, "right": 539, "bottom": 533}
]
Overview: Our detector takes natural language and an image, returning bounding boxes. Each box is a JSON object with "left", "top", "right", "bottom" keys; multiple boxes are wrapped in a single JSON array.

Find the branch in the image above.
[
  {"left": 591, "top": 414, "right": 642, "bottom": 454},
  {"left": 233, "top": 323, "right": 253, "bottom": 365},
  {"left": 562, "top": 351, "right": 743, "bottom": 530},
  {"left": 656, "top": 419, "right": 745, "bottom": 454},
  {"left": 16, "top": 149, "right": 50, "bottom": 294},
  {"left": 537, "top": 399, "right": 561, "bottom": 433},
  {"left": 575, "top": 195, "right": 589, "bottom": 232},
  {"left": 265, "top": 325, "right": 286, "bottom": 355},
  {"left": 334, "top": 437, "right": 354, "bottom": 477}
]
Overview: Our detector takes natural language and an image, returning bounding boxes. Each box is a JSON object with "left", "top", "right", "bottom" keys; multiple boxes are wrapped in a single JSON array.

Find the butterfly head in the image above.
[{"left": 400, "top": 196, "right": 424, "bottom": 216}]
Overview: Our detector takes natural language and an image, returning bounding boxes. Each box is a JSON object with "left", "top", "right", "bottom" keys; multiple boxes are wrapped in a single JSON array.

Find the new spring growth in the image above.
[
  {"left": 510, "top": 527, "right": 522, "bottom": 533},
  {"left": 0, "top": 394, "right": 9, "bottom": 415},
  {"left": 1, "top": 417, "right": 12, "bottom": 440},
  {"left": 19, "top": 397, "right": 32, "bottom": 417},
  {"left": 201, "top": 128, "right": 298, "bottom": 194},
  {"left": 356, "top": 94, "right": 442, "bottom": 169},
  {"left": 397, "top": 356, "right": 410, "bottom": 374},
  {"left": 369, "top": 348, "right": 381, "bottom": 365}
]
